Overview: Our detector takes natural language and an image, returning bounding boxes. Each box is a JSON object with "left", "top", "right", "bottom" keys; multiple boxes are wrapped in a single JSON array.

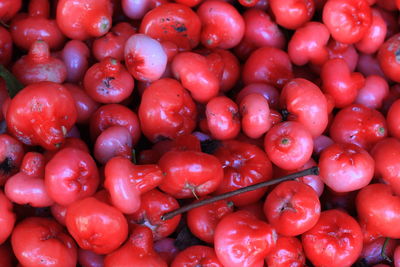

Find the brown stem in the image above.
[{"left": 161, "top": 166, "right": 319, "bottom": 221}]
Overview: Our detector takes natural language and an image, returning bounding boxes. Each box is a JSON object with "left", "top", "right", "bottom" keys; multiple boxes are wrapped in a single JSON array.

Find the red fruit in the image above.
[
  {"left": 0, "top": 134, "right": 24, "bottom": 186},
  {"left": 356, "top": 184, "right": 400, "bottom": 238},
  {"left": 329, "top": 104, "right": 387, "bottom": 151},
  {"left": 171, "top": 245, "right": 223, "bottom": 267},
  {"left": 355, "top": 75, "right": 389, "bottom": 109},
  {"left": 10, "top": 0, "right": 65, "bottom": 50},
  {"left": 0, "top": 190, "right": 15, "bottom": 245},
  {"left": 378, "top": 33, "right": 400, "bottom": 82},
  {"left": 11, "top": 217, "right": 77, "bottom": 267},
  {"left": 158, "top": 150, "right": 223, "bottom": 198},
  {"left": 140, "top": 3, "right": 201, "bottom": 51},
  {"left": 126, "top": 189, "right": 180, "bottom": 240},
  {"left": 280, "top": 78, "right": 328, "bottom": 137},
  {"left": 45, "top": 148, "right": 99, "bottom": 206},
  {"left": 214, "top": 210, "right": 277, "bottom": 267},
  {"left": 319, "top": 143, "right": 374, "bottom": 192},
  {"left": 197, "top": 1, "right": 245, "bottom": 49},
  {"left": 90, "top": 103, "right": 141, "bottom": 145},
  {"left": 242, "top": 46, "right": 293, "bottom": 89},
  {"left": 12, "top": 41, "right": 67, "bottom": 85},
  {"left": 5, "top": 152, "right": 53, "bottom": 207},
  {"left": 125, "top": 34, "right": 167, "bottom": 82},
  {"left": 6, "top": 82, "right": 77, "bottom": 150},
  {"left": 104, "top": 226, "right": 167, "bottom": 266},
  {"left": 270, "top": 0, "right": 315, "bottom": 30},
  {"left": 56, "top": 0, "right": 113, "bottom": 40},
  {"left": 84, "top": 57, "right": 134, "bottom": 104},
  {"left": 138, "top": 78, "right": 197, "bottom": 142},
  {"left": 0, "top": 26, "right": 12, "bottom": 66},
  {"left": 302, "top": 209, "right": 363, "bottom": 267},
  {"left": 387, "top": 99, "right": 400, "bottom": 139},
  {"left": 78, "top": 249, "right": 105, "bottom": 267},
  {"left": 104, "top": 157, "right": 163, "bottom": 214},
  {"left": 240, "top": 93, "right": 271, "bottom": 139},
  {"left": 355, "top": 8, "right": 387, "bottom": 54},
  {"left": 264, "top": 121, "right": 313, "bottom": 170},
  {"left": 61, "top": 40, "right": 90, "bottom": 83},
  {"left": 64, "top": 83, "right": 99, "bottom": 124},
  {"left": 265, "top": 236, "right": 306, "bottom": 267},
  {"left": 66, "top": 197, "right": 128, "bottom": 254},
  {"left": 206, "top": 96, "right": 241, "bottom": 140},
  {"left": 153, "top": 238, "right": 179, "bottom": 265},
  {"left": 0, "top": 0, "right": 22, "bottom": 22},
  {"left": 321, "top": 58, "right": 365, "bottom": 108},
  {"left": 187, "top": 198, "right": 234, "bottom": 243},
  {"left": 213, "top": 140, "right": 273, "bottom": 206},
  {"left": 264, "top": 181, "right": 321, "bottom": 236},
  {"left": 323, "top": 0, "right": 372, "bottom": 44}
]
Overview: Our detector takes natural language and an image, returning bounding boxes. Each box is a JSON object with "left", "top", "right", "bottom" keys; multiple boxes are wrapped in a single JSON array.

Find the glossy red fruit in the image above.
[
  {"left": 236, "top": 83, "right": 280, "bottom": 110},
  {"left": 329, "top": 104, "right": 387, "bottom": 151},
  {"left": 138, "top": 78, "right": 197, "bottom": 142},
  {"left": 206, "top": 96, "right": 241, "bottom": 140},
  {"left": 355, "top": 8, "right": 387, "bottom": 54},
  {"left": 0, "top": 26, "right": 12, "bottom": 66},
  {"left": 360, "top": 237, "right": 398, "bottom": 266},
  {"left": 302, "top": 209, "right": 363, "bottom": 267},
  {"left": 355, "top": 75, "right": 389, "bottom": 109},
  {"left": 281, "top": 78, "right": 328, "bottom": 137},
  {"left": 387, "top": 99, "right": 400, "bottom": 139},
  {"left": 158, "top": 150, "right": 223, "bottom": 198},
  {"left": 153, "top": 238, "right": 179, "bottom": 265},
  {"left": 78, "top": 249, "right": 105, "bottom": 267},
  {"left": 45, "top": 148, "right": 99, "bottom": 206},
  {"left": 242, "top": 46, "right": 293, "bottom": 89},
  {"left": 66, "top": 197, "right": 128, "bottom": 254},
  {"left": 187, "top": 198, "right": 234, "bottom": 243},
  {"left": 197, "top": 1, "right": 245, "bottom": 49},
  {"left": 240, "top": 93, "right": 271, "bottom": 139},
  {"left": 0, "top": 190, "right": 15, "bottom": 245},
  {"left": 270, "top": 0, "right": 315, "bottom": 30},
  {"left": 125, "top": 34, "right": 167, "bottom": 82},
  {"left": 265, "top": 236, "right": 306, "bottom": 267},
  {"left": 321, "top": 58, "right": 365, "bottom": 108},
  {"left": 319, "top": 143, "right": 374, "bottom": 192},
  {"left": 6, "top": 82, "right": 77, "bottom": 150},
  {"left": 140, "top": 3, "right": 201, "bottom": 51},
  {"left": 90, "top": 104, "right": 141, "bottom": 145},
  {"left": 0, "top": 134, "right": 24, "bottom": 186},
  {"left": 93, "top": 22, "right": 136, "bottom": 62},
  {"left": 61, "top": 40, "right": 90, "bottom": 83},
  {"left": 323, "top": 0, "right": 372, "bottom": 44},
  {"left": 126, "top": 189, "right": 180, "bottom": 240},
  {"left": 12, "top": 41, "right": 67, "bottom": 85},
  {"left": 0, "top": 0, "right": 22, "bottom": 22},
  {"left": 213, "top": 140, "right": 273, "bottom": 206},
  {"left": 356, "top": 184, "right": 400, "bottom": 238},
  {"left": 214, "top": 210, "right": 277, "bottom": 267},
  {"left": 104, "top": 225, "right": 167, "bottom": 267},
  {"left": 11, "top": 217, "right": 77, "bottom": 267},
  {"left": 5, "top": 152, "right": 53, "bottom": 207},
  {"left": 10, "top": 0, "right": 65, "bottom": 50},
  {"left": 378, "top": 33, "right": 400, "bottom": 82},
  {"left": 371, "top": 138, "right": 400, "bottom": 195},
  {"left": 64, "top": 83, "right": 99, "bottom": 124},
  {"left": 57, "top": 0, "right": 113, "bottom": 40},
  {"left": 171, "top": 245, "right": 223, "bottom": 267},
  {"left": 104, "top": 157, "right": 163, "bottom": 214},
  {"left": 264, "top": 121, "right": 313, "bottom": 170},
  {"left": 264, "top": 181, "right": 320, "bottom": 236}
]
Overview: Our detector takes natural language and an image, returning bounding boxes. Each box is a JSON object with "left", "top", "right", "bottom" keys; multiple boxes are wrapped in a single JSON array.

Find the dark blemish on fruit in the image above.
[
  {"left": 0, "top": 157, "right": 14, "bottom": 174},
  {"left": 103, "top": 77, "right": 115, "bottom": 88},
  {"left": 173, "top": 25, "right": 187, "bottom": 33},
  {"left": 395, "top": 48, "right": 400, "bottom": 63}
]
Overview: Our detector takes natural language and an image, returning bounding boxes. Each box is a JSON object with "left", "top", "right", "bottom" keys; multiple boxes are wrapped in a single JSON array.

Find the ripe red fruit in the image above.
[
  {"left": 214, "top": 210, "right": 277, "bottom": 267},
  {"left": 0, "top": 134, "right": 24, "bottom": 186},
  {"left": 302, "top": 209, "right": 363, "bottom": 267},
  {"left": 264, "top": 180, "right": 321, "bottom": 236},
  {"left": 270, "top": 0, "right": 315, "bottom": 30},
  {"left": 6, "top": 82, "right": 77, "bottom": 150},
  {"left": 0, "top": 190, "right": 15, "bottom": 245},
  {"left": 265, "top": 236, "right": 306, "bottom": 267},
  {"left": 66, "top": 197, "right": 128, "bottom": 254},
  {"left": 171, "top": 245, "right": 223, "bottom": 267}
]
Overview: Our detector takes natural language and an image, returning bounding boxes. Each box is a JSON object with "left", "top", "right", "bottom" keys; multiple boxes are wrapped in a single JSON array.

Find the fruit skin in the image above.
[
  {"left": 0, "top": 134, "right": 24, "bottom": 186},
  {"left": 356, "top": 184, "right": 400, "bottom": 239},
  {"left": 323, "top": 0, "right": 372, "bottom": 44},
  {"left": 158, "top": 150, "right": 223, "bottom": 198},
  {"left": 104, "top": 225, "right": 167, "bottom": 267},
  {"left": 171, "top": 245, "right": 223, "bottom": 267},
  {"left": 302, "top": 209, "right": 363, "bottom": 267},
  {"left": 11, "top": 217, "right": 77, "bottom": 267},
  {"left": 270, "top": 0, "right": 315, "bottom": 30},
  {"left": 138, "top": 78, "right": 197, "bottom": 143},
  {"left": 214, "top": 210, "right": 277, "bottom": 267},
  {"left": 6, "top": 82, "right": 77, "bottom": 150},
  {"left": 378, "top": 33, "right": 400, "bottom": 82},
  {"left": 264, "top": 180, "right": 321, "bottom": 236},
  {"left": 0, "top": 26, "right": 13, "bottom": 66},
  {"left": 0, "top": 190, "right": 15, "bottom": 245},
  {"left": 140, "top": 3, "right": 201, "bottom": 51},
  {"left": 319, "top": 143, "right": 374, "bottom": 192},
  {"left": 56, "top": 0, "right": 113, "bottom": 40},
  {"left": 66, "top": 197, "right": 128, "bottom": 255},
  {"left": 265, "top": 236, "right": 306, "bottom": 267}
]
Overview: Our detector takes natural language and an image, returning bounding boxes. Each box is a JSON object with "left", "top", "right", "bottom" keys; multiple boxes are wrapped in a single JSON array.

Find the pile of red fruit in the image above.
[{"left": 1, "top": 0, "right": 400, "bottom": 266}]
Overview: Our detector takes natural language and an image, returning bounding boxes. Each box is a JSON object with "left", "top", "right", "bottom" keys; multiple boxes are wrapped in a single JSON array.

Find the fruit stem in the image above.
[
  {"left": 381, "top": 237, "right": 392, "bottom": 263},
  {"left": 161, "top": 166, "right": 319, "bottom": 221}
]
